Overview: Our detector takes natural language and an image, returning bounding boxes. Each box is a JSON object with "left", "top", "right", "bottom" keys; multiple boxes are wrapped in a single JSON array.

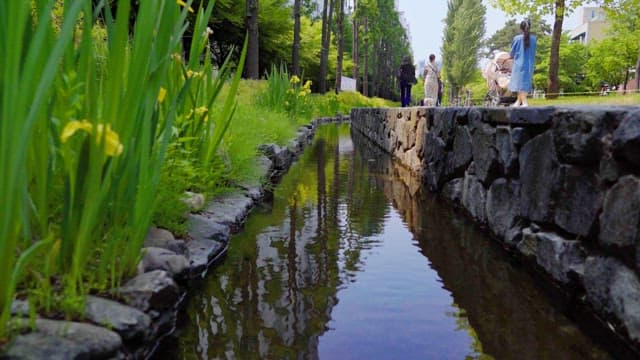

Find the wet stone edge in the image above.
[{"left": 2, "top": 115, "right": 350, "bottom": 360}]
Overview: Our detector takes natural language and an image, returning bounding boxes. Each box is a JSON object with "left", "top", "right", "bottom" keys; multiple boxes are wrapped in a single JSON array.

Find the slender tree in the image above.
[
  {"left": 489, "top": 0, "right": 586, "bottom": 98},
  {"left": 319, "top": 0, "right": 334, "bottom": 93},
  {"left": 292, "top": 0, "right": 301, "bottom": 76},
  {"left": 335, "top": 0, "right": 345, "bottom": 92},
  {"left": 442, "top": 0, "right": 486, "bottom": 98},
  {"left": 362, "top": 16, "right": 369, "bottom": 96},
  {"left": 352, "top": 0, "right": 359, "bottom": 90},
  {"left": 245, "top": 0, "right": 260, "bottom": 79}
]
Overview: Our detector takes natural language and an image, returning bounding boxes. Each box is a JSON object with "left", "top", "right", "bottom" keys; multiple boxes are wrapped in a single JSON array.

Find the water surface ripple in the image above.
[{"left": 156, "top": 124, "right": 610, "bottom": 360}]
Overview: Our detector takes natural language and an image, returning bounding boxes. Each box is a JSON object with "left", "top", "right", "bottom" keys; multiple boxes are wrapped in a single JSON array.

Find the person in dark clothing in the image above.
[{"left": 397, "top": 55, "right": 416, "bottom": 107}]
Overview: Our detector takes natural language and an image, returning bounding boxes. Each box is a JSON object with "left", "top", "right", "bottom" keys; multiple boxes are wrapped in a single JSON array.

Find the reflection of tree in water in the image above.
[{"left": 167, "top": 124, "right": 393, "bottom": 359}]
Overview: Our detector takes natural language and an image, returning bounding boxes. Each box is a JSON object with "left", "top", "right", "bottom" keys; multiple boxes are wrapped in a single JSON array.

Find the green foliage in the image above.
[
  {"left": 586, "top": 37, "right": 637, "bottom": 87},
  {"left": 484, "top": 16, "right": 551, "bottom": 57},
  {"left": 260, "top": 65, "right": 313, "bottom": 121},
  {"left": 487, "top": 0, "right": 586, "bottom": 17},
  {"left": 442, "top": 0, "right": 486, "bottom": 97},
  {"left": 0, "top": 0, "right": 249, "bottom": 337}
]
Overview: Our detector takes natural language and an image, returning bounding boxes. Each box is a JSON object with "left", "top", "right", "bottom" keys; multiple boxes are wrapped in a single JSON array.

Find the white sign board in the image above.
[{"left": 341, "top": 76, "right": 357, "bottom": 92}]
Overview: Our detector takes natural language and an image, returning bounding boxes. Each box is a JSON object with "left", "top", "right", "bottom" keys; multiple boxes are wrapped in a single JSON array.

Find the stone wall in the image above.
[{"left": 351, "top": 106, "right": 640, "bottom": 354}]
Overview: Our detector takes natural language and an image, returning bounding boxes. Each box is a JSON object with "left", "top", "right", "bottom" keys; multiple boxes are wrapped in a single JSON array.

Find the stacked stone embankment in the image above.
[{"left": 351, "top": 106, "right": 640, "bottom": 355}]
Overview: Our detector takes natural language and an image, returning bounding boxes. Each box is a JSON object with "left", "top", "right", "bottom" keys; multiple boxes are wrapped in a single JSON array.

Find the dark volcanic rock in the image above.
[
  {"left": 139, "top": 247, "right": 189, "bottom": 279},
  {"left": 85, "top": 295, "right": 151, "bottom": 342},
  {"left": 117, "top": 270, "right": 179, "bottom": 313},
  {"left": 452, "top": 126, "right": 473, "bottom": 176},
  {"left": 612, "top": 110, "right": 640, "bottom": 167},
  {"left": 188, "top": 213, "right": 230, "bottom": 243},
  {"left": 144, "top": 227, "right": 188, "bottom": 255},
  {"left": 584, "top": 256, "right": 640, "bottom": 342},
  {"left": 508, "top": 107, "right": 555, "bottom": 126},
  {"left": 486, "top": 178, "right": 520, "bottom": 238},
  {"left": 599, "top": 175, "right": 640, "bottom": 248},
  {"left": 535, "top": 232, "right": 585, "bottom": 284},
  {"left": 495, "top": 126, "right": 518, "bottom": 176},
  {"left": 471, "top": 122, "right": 500, "bottom": 185},
  {"left": 462, "top": 173, "right": 487, "bottom": 223},
  {"left": 442, "top": 178, "right": 464, "bottom": 203},
  {"left": 553, "top": 109, "right": 608, "bottom": 165},
  {"left": 519, "top": 132, "right": 560, "bottom": 223},
  {"left": 4, "top": 319, "right": 123, "bottom": 360},
  {"left": 554, "top": 166, "right": 603, "bottom": 237},
  {"left": 186, "top": 239, "right": 227, "bottom": 277},
  {"left": 203, "top": 191, "right": 254, "bottom": 231}
]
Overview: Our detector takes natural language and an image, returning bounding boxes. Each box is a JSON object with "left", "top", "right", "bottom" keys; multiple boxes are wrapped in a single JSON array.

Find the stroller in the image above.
[{"left": 482, "top": 51, "right": 516, "bottom": 106}]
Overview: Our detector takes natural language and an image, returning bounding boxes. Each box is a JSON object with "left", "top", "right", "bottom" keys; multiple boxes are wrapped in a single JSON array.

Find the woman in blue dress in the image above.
[{"left": 509, "top": 19, "right": 537, "bottom": 107}]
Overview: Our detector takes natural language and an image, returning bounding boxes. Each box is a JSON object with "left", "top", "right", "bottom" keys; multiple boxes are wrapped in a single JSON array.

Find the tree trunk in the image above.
[
  {"left": 636, "top": 41, "right": 640, "bottom": 92},
  {"left": 547, "top": 0, "right": 564, "bottom": 99},
  {"left": 319, "top": 0, "right": 335, "bottom": 93},
  {"left": 352, "top": 0, "right": 358, "bottom": 92},
  {"left": 334, "top": 0, "right": 345, "bottom": 93},
  {"left": 292, "top": 0, "right": 301, "bottom": 76},
  {"left": 362, "top": 16, "right": 369, "bottom": 97},
  {"left": 244, "top": 0, "right": 260, "bottom": 79}
]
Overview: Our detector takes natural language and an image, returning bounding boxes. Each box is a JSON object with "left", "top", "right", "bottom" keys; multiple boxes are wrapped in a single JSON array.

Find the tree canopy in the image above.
[{"left": 442, "top": 0, "right": 486, "bottom": 97}]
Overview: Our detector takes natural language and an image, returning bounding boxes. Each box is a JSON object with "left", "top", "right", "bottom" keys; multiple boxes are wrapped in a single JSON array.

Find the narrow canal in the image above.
[{"left": 156, "top": 124, "right": 611, "bottom": 359}]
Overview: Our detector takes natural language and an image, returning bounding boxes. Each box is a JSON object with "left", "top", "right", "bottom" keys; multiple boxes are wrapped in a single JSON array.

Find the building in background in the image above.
[{"left": 568, "top": 7, "right": 610, "bottom": 44}]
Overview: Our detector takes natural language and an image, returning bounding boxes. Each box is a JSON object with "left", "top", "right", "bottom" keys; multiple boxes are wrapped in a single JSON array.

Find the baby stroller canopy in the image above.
[{"left": 482, "top": 51, "right": 515, "bottom": 106}]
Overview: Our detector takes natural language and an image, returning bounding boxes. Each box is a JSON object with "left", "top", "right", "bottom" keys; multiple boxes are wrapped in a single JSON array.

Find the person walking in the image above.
[
  {"left": 509, "top": 19, "right": 537, "bottom": 107},
  {"left": 423, "top": 54, "right": 440, "bottom": 106},
  {"left": 397, "top": 55, "right": 416, "bottom": 107}
]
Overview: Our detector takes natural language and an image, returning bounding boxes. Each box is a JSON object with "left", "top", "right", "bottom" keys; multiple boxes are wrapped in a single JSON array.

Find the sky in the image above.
[{"left": 398, "top": 0, "right": 591, "bottom": 66}]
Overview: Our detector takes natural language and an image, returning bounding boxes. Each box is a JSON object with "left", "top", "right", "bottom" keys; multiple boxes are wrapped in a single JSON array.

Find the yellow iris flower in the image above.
[{"left": 60, "top": 120, "right": 124, "bottom": 157}]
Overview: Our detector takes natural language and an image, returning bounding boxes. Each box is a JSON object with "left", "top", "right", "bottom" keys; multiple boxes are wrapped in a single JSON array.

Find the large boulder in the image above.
[
  {"left": 599, "top": 175, "right": 640, "bottom": 248},
  {"left": 554, "top": 166, "right": 603, "bottom": 237},
  {"left": 519, "top": 132, "right": 560, "bottom": 223},
  {"left": 486, "top": 178, "right": 520, "bottom": 238},
  {"left": 584, "top": 256, "right": 640, "bottom": 342}
]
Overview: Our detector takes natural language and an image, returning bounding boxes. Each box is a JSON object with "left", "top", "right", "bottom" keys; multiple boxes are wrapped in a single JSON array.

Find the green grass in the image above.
[{"left": 529, "top": 93, "right": 640, "bottom": 106}]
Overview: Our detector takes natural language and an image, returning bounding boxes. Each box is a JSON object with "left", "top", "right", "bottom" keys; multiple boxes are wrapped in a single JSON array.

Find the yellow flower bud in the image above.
[
  {"left": 176, "top": 0, "right": 194, "bottom": 13},
  {"left": 157, "top": 87, "right": 167, "bottom": 103}
]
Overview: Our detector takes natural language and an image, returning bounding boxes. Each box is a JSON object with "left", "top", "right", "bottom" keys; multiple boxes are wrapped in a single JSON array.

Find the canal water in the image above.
[{"left": 156, "top": 124, "right": 611, "bottom": 359}]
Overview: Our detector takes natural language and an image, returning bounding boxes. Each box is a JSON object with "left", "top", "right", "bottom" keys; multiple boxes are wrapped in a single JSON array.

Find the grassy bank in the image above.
[
  {"left": 529, "top": 93, "right": 640, "bottom": 106},
  {"left": 0, "top": 0, "right": 394, "bottom": 342}
]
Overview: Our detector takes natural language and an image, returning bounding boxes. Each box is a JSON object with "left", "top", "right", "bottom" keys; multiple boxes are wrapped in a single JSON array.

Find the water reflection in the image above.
[{"left": 156, "top": 124, "right": 610, "bottom": 360}]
